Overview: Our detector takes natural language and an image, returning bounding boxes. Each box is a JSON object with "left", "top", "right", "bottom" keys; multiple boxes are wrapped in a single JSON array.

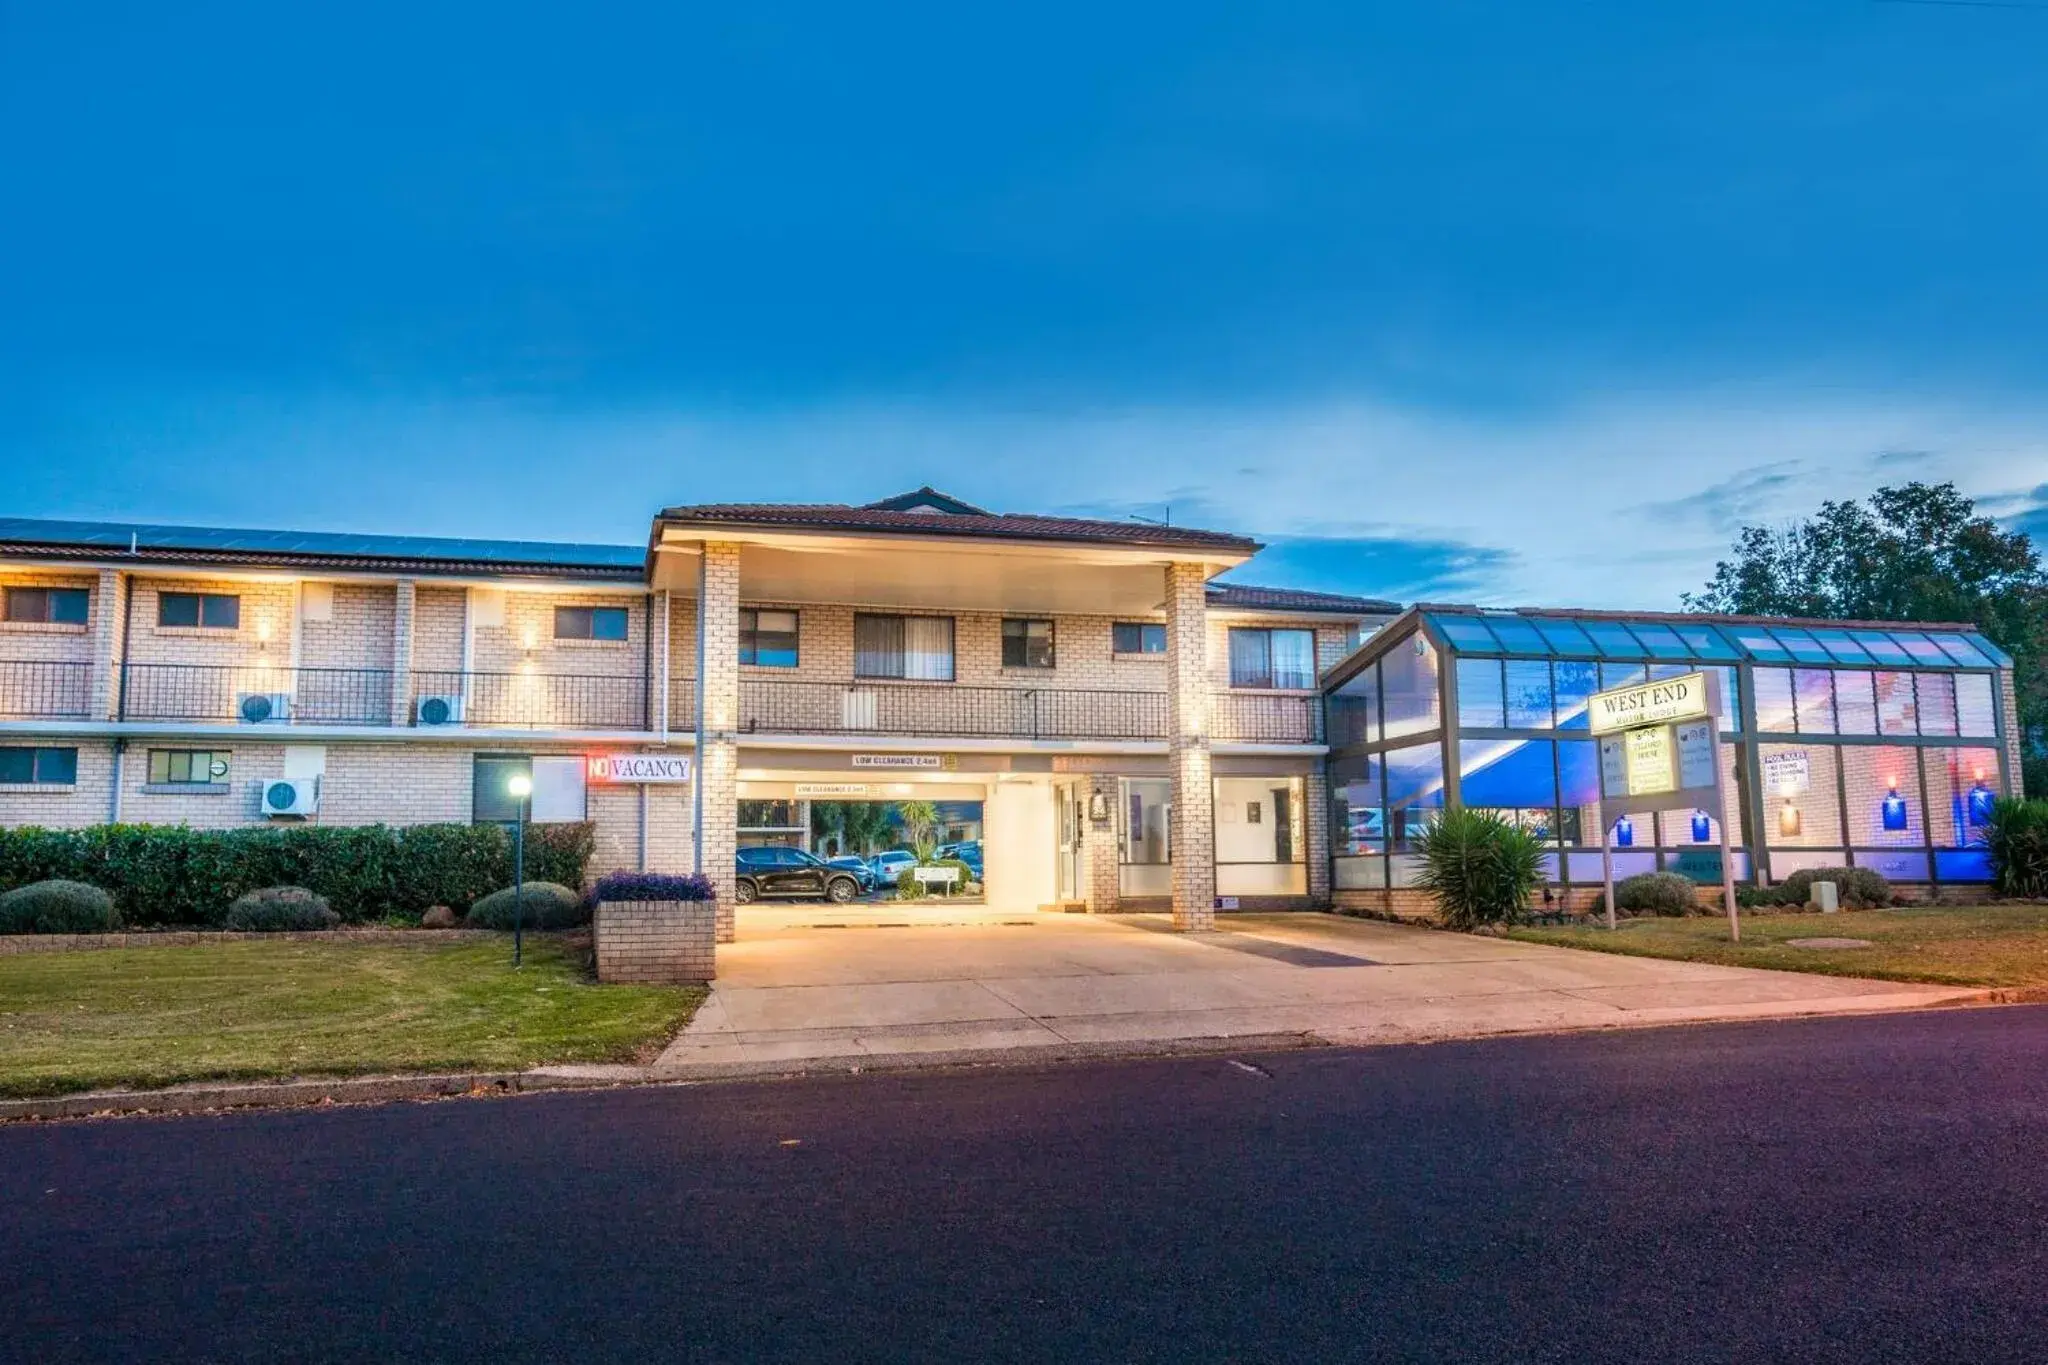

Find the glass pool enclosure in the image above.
[{"left": 1323, "top": 608, "right": 2016, "bottom": 890}]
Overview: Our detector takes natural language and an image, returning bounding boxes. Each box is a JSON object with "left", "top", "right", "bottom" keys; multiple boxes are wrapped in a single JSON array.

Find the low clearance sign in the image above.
[{"left": 1588, "top": 671, "right": 1712, "bottom": 736}]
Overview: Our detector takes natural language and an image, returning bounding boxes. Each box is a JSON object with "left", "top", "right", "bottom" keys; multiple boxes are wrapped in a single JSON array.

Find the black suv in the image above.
[{"left": 735, "top": 846, "right": 863, "bottom": 904}]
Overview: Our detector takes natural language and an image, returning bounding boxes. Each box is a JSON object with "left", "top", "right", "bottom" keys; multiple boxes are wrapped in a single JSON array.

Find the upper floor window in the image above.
[
  {"left": 1112, "top": 622, "right": 1167, "bottom": 655},
  {"left": 0, "top": 746, "right": 78, "bottom": 785},
  {"left": 148, "top": 749, "right": 230, "bottom": 787},
  {"left": 1228, "top": 627, "right": 1316, "bottom": 690},
  {"left": 1001, "top": 618, "right": 1055, "bottom": 669},
  {"left": 554, "top": 605, "right": 628, "bottom": 641},
  {"left": 4, "top": 586, "right": 89, "bottom": 625},
  {"left": 740, "top": 609, "right": 799, "bottom": 667},
  {"left": 158, "top": 591, "right": 239, "bottom": 630},
  {"left": 854, "top": 613, "right": 955, "bottom": 681}
]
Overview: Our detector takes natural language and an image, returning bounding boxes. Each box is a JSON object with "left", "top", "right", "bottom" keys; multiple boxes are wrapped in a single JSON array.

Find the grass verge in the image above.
[
  {"left": 1509, "top": 902, "right": 2048, "bottom": 989},
  {"left": 0, "top": 935, "right": 704, "bottom": 1099}
]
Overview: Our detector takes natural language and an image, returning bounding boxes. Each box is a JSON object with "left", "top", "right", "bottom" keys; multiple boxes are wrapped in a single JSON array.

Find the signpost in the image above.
[{"left": 1587, "top": 671, "right": 1741, "bottom": 942}]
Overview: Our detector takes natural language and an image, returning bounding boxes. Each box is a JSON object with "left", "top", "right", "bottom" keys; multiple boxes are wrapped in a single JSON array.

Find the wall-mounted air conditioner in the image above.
[
  {"left": 261, "top": 777, "right": 319, "bottom": 819},
  {"left": 414, "top": 694, "right": 465, "bottom": 726},
  {"left": 238, "top": 692, "right": 292, "bottom": 723}
]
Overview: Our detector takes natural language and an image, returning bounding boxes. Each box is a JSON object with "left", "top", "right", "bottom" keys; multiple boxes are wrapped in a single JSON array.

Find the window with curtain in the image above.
[
  {"left": 854, "top": 614, "right": 955, "bottom": 680},
  {"left": 739, "top": 609, "right": 799, "bottom": 667},
  {"left": 1228, "top": 627, "right": 1316, "bottom": 689}
]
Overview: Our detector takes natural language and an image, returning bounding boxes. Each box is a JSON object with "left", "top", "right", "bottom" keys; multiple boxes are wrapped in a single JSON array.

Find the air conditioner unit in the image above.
[
  {"left": 842, "top": 688, "right": 878, "bottom": 731},
  {"left": 414, "top": 694, "right": 465, "bottom": 726},
  {"left": 237, "top": 691, "right": 292, "bottom": 724},
  {"left": 261, "top": 777, "right": 319, "bottom": 819}
]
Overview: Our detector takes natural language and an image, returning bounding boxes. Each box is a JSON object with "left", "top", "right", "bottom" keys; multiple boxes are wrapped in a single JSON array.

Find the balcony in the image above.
[
  {"left": 409, "top": 670, "right": 649, "bottom": 732},
  {"left": 0, "top": 660, "right": 93, "bottom": 719},
  {"left": 120, "top": 664, "right": 395, "bottom": 726},
  {"left": 730, "top": 680, "right": 1322, "bottom": 744}
]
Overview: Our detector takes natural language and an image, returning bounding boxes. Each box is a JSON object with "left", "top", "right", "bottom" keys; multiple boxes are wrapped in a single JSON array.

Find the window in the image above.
[
  {"left": 158, "top": 591, "right": 240, "bottom": 629},
  {"left": 1504, "top": 660, "right": 1554, "bottom": 730},
  {"left": 854, "top": 613, "right": 955, "bottom": 680},
  {"left": 739, "top": 609, "right": 799, "bottom": 667},
  {"left": 0, "top": 746, "right": 77, "bottom": 784},
  {"left": 1956, "top": 673, "right": 1996, "bottom": 737},
  {"left": 1456, "top": 657, "right": 1505, "bottom": 728},
  {"left": 1792, "top": 669, "right": 1836, "bottom": 735},
  {"left": 1383, "top": 744, "right": 1447, "bottom": 852},
  {"left": 1111, "top": 622, "right": 1167, "bottom": 655},
  {"left": 1001, "top": 618, "right": 1055, "bottom": 669},
  {"left": 1915, "top": 672, "right": 1958, "bottom": 737},
  {"left": 4, "top": 586, "right": 89, "bottom": 625},
  {"left": 1327, "top": 663, "right": 1380, "bottom": 747},
  {"left": 1834, "top": 670, "right": 1878, "bottom": 735},
  {"left": 1553, "top": 661, "right": 1598, "bottom": 731},
  {"left": 1459, "top": 738, "right": 1558, "bottom": 844},
  {"left": 1380, "top": 631, "right": 1442, "bottom": 739},
  {"left": 473, "top": 756, "right": 529, "bottom": 823},
  {"left": 554, "top": 605, "right": 629, "bottom": 641},
  {"left": 148, "top": 749, "right": 229, "bottom": 786},
  {"left": 1752, "top": 667, "right": 1796, "bottom": 732},
  {"left": 1228, "top": 627, "right": 1316, "bottom": 690}
]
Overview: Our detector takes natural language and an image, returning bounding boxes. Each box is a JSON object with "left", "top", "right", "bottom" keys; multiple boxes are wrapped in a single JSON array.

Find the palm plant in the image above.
[
  {"left": 1412, "top": 808, "right": 1547, "bottom": 930},
  {"left": 897, "top": 800, "right": 941, "bottom": 862}
]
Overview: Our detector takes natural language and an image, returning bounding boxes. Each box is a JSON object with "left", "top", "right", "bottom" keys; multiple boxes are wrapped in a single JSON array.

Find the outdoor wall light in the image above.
[
  {"left": 1614, "top": 814, "right": 1634, "bottom": 848},
  {"left": 1779, "top": 797, "right": 1802, "bottom": 837},
  {"left": 1088, "top": 792, "right": 1111, "bottom": 822},
  {"left": 256, "top": 619, "right": 273, "bottom": 650},
  {"left": 1691, "top": 810, "right": 1713, "bottom": 843},
  {"left": 1881, "top": 779, "right": 1910, "bottom": 832}
]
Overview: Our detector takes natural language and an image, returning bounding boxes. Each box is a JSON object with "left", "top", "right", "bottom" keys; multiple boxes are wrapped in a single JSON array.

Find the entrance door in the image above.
[{"left": 1055, "top": 782, "right": 1082, "bottom": 902}]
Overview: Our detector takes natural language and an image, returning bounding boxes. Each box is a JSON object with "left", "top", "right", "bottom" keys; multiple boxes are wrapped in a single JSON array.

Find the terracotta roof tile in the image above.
[{"left": 658, "top": 501, "right": 1259, "bottom": 553}]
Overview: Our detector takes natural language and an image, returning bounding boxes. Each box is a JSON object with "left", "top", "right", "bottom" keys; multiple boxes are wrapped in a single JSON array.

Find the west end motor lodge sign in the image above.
[
  {"left": 1589, "top": 671, "right": 1720, "bottom": 806},
  {"left": 1588, "top": 672, "right": 1711, "bottom": 736}
]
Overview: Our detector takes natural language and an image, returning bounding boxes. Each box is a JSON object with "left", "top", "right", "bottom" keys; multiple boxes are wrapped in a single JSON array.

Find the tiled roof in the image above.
[
  {"left": 1205, "top": 582, "right": 1400, "bottom": 615},
  {"left": 657, "top": 500, "right": 1260, "bottom": 553},
  {"left": 0, "top": 517, "right": 647, "bottom": 581}
]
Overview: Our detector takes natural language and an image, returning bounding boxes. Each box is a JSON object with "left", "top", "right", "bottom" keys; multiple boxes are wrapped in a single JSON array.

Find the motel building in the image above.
[{"left": 0, "top": 488, "right": 2026, "bottom": 931}]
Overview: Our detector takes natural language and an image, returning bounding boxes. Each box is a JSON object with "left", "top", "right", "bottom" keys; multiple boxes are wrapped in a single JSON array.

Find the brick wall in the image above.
[
  {"left": 0, "top": 738, "right": 113, "bottom": 826},
  {"left": 594, "top": 899, "right": 716, "bottom": 984},
  {"left": 413, "top": 587, "right": 467, "bottom": 672},
  {"left": 1164, "top": 562, "right": 1217, "bottom": 930}
]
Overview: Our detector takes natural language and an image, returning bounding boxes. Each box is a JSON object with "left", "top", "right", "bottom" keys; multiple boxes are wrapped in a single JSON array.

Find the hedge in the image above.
[{"left": 0, "top": 821, "right": 595, "bottom": 928}]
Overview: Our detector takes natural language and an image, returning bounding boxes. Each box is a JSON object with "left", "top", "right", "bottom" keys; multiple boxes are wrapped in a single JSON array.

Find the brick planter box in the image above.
[{"left": 594, "top": 899, "right": 717, "bottom": 984}]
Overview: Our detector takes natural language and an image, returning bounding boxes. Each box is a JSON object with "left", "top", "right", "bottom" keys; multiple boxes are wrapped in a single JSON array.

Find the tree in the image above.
[
  {"left": 839, "top": 802, "right": 895, "bottom": 856},
  {"left": 1685, "top": 481, "right": 2047, "bottom": 793}
]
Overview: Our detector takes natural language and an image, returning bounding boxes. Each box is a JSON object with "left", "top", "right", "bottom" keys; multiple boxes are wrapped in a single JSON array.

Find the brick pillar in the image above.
[
  {"left": 1999, "top": 668, "right": 2026, "bottom": 797},
  {"left": 1164, "top": 562, "right": 1216, "bottom": 930},
  {"left": 1305, "top": 764, "right": 1332, "bottom": 905},
  {"left": 697, "top": 543, "right": 742, "bottom": 941},
  {"left": 390, "top": 579, "right": 416, "bottom": 727},
  {"left": 90, "top": 568, "right": 125, "bottom": 720},
  {"left": 655, "top": 589, "right": 671, "bottom": 735},
  {"left": 1082, "top": 774, "right": 1122, "bottom": 912}
]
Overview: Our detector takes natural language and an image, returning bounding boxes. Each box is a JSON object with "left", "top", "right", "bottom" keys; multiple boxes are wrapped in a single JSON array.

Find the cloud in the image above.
[{"left": 13, "top": 384, "right": 2048, "bottom": 611}]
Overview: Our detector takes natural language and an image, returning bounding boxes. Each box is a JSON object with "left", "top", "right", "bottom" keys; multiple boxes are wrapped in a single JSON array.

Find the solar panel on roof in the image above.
[{"left": 0, "top": 516, "right": 644, "bottom": 568}]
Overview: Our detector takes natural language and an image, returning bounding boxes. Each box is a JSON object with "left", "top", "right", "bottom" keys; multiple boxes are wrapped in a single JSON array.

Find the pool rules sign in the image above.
[{"left": 1586, "top": 671, "right": 1740, "bottom": 940}]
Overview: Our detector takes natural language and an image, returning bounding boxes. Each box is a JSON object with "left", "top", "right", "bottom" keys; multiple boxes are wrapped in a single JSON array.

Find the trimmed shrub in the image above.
[
  {"left": 0, "top": 879, "right": 119, "bottom": 934},
  {"left": 465, "top": 882, "right": 588, "bottom": 930},
  {"left": 1412, "top": 809, "right": 1547, "bottom": 930},
  {"left": 1773, "top": 866, "right": 1891, "bottom": 910},
  {"left": 1984, "top": 798, "right": 2048, "bottom": 899},
  {"left": 592, "top": 871, "right": 715, "bottom": 904},
  {"left": 0, "top": 821, "right": 597, "bottom": 927},
  {"left": 1612, "top": 871, "right": 1699, "bottom": 917},
  {"left": 894, "top": 859, "right": 975, "bottom": 901},
  {"left": 224, "top": 886, "right": 340, "bottom": 932}
]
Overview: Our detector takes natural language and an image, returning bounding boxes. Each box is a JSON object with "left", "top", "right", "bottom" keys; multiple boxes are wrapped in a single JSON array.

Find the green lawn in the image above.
[
  {"left": 0, "top": 936, "right": 704, "bottom": 1099},
  {"left": 1510, "top": 903, "right": 2048, "bottom": 989}
]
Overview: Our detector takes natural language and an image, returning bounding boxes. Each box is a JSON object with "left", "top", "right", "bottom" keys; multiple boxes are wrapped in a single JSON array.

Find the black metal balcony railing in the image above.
[
  {"left": 737, "top": 679, "right": 1169, "bottom": 741},
  {"left": 0, "top": 660, "right": 93, "bottom": 719},
  {"left": 410, "top": 670, "right": 649, "bottom": 732},
  {"left": 119, "top": 664, "right": 395, "bottom": 725},
  {"left": 1210, "top": 691, "right": 1321, "bottom": 744}
]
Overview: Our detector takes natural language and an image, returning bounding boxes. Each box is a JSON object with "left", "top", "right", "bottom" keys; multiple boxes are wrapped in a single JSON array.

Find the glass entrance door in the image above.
[{"left": 1055, "top": 782, "right": 1081, "bottom": 902}]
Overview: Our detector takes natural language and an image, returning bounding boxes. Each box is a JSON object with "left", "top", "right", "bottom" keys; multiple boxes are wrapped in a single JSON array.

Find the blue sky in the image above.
[{"left": 6, "top": 0, "right": 2048, "bottom": 605}]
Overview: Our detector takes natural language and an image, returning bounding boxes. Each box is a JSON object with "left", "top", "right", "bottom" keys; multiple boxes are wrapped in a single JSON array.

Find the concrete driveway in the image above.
[{"left": 655, "top": 911, "right": 1983, "bottom": 1071}]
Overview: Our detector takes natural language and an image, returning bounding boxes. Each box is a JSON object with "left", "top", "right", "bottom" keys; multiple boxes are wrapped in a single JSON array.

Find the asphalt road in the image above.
[{"left": 6, "top": 1007, "right": 2048, "bottom": 1363}]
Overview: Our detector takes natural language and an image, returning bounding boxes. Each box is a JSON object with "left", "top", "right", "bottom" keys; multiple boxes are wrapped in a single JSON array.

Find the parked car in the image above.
[
  {"left": 826, "top": 855, "right": 878, "bottom": 892},
  {"left": 869, "top": 849, "right": 918, "bottom": 887},
  {"left": 936, "top": 840, "right": 984, "bottom": 881},
  {"left": 735, "top": 846, "right": 864, "bottom": 904}
]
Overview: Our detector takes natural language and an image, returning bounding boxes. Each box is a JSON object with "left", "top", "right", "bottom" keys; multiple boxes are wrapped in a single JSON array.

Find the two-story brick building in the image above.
[{"left": 0, "top": 490, "right": 1396, "bottom": 930}]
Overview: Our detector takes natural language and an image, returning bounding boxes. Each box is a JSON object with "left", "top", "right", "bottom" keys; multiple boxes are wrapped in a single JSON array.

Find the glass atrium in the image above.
[{"left": 1323, "top": 608, "right": 2016, "bottom": 891}]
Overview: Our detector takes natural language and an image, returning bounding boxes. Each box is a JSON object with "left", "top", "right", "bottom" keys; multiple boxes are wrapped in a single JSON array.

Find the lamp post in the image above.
[{"left": 506, "top": 771, "right": 532, "bottom": 968}]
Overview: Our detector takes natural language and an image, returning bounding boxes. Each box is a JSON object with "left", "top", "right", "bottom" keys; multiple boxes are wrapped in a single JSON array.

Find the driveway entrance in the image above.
[{"left": 659, "top": 913, "right": 1979, "bottom": 1069}]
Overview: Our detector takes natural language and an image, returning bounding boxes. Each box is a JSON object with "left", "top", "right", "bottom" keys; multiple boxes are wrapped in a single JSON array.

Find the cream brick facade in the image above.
[{"left": 1164, "top": 562, "right": 1218, "bottom": 930}]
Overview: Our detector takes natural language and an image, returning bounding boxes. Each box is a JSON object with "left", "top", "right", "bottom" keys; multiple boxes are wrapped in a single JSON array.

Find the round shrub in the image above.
[
  {"left": 0, "top": 879, "right": 119, "bottom": 934},
  {"left": 1613, "top": 871, "right": 1699, "bottom": 917},
  {"left": 224, "top": 886, "right": 340, "bottom": 932},
  {"left": 1773, "top": 866, "right": 1890, "bottom": 910},
  {"left": 465, "top": 882, "right": 588, "bottom": 930}
]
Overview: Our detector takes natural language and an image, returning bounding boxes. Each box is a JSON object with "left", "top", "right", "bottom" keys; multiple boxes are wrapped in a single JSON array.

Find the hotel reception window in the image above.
[
  {"left": 1215, "top": 776, "right": 1306, "bottom": 897},
  {"left": 1319, "top": 610, "right": 2013, "bottom": 888}
]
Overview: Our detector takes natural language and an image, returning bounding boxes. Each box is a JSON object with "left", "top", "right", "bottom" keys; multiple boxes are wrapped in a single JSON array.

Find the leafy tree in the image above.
[
  {"left": 838, "top": 802, "right": 895, "bottom": 856},
  {"left": 1685, "top": 481, "right": 2046, "bottom": 793}
]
